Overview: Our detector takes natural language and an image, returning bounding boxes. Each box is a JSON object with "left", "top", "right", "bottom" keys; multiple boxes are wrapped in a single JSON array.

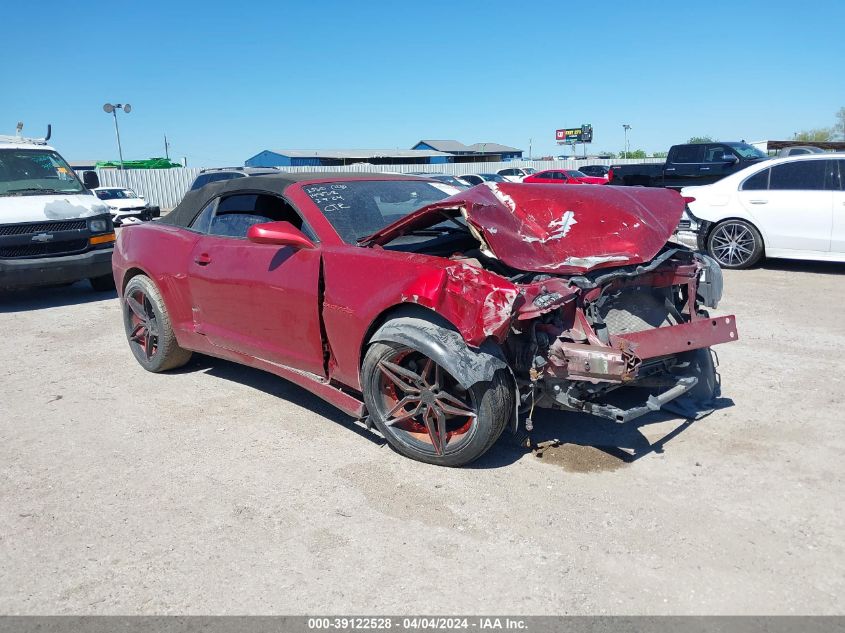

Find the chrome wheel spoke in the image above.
[
  {"left": 126, "top": 296, "right": 147, "bottom": 320},
  {"left": 384, "top": 395, "right": 422, "bottom": 426},
  {"left": 378, "top": 360, "right": 421, "bottom": 394}
]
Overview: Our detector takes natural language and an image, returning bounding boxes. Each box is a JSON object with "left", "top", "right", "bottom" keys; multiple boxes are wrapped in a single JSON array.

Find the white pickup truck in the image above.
[{"left": 0, "top": 128, "right": 116, "bottom": 291}]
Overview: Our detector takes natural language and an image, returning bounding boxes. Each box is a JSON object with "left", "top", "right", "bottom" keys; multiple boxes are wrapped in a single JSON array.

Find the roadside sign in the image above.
[{"left": 556, "top": 124, "right": 592, "bottom": 144}]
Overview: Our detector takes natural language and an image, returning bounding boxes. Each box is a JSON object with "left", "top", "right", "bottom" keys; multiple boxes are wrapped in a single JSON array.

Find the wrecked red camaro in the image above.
[{"left": 113, "top": 174, "right": 737, "bottom": 466}]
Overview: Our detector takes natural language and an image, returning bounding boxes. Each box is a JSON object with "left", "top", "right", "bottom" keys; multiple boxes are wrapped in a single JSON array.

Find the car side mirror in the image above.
[
  {"left": 82, "top": 170, "right": 100, "bottom": 189},
  {"left": 247, "top": 221, "right": 315, "bottom": 249},
  {"left": 722, "top": 154, "right": 739, "bottom": 164}
]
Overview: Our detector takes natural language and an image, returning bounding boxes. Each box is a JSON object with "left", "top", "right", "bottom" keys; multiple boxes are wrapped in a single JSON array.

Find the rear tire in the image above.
[
  {"left": 122, "top": 274, "right": 192, "bottom": 372},
  {"left": 361, "top": 325, "right": 512, "bottom": 467},
  {"left": 706, "top": 219, "right": 764, "bottom": 269}
]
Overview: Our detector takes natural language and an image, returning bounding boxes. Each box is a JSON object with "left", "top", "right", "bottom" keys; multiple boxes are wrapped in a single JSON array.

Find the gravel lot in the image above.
[{"left": 1, "top": 260, "right": 843, "bottom": 615}]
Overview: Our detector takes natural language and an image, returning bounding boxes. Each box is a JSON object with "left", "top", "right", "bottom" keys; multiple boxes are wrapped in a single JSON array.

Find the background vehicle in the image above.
[
  {"left": 113, "top": 174, "right": 735, "bottom": 467},
  {"left": 777, "top": 145, "right": 824, "bottom": 157},
  {"left": 578, "top": 165, "right": 610, "bottom": 179},
  {"left": 459, "top": 173, "right": 508, "bottom": 185},
  {"left": 406, "top": 173, "right": 472, "bottom": 189},
  {"left": 0, "top": 129, "right": 116, "bottom": 291},
  {"left": 497, "top": 167, "right": 537, "bottom": 182},
  {"left": 523, "top": 169, "right": 606, "bottom": 185},
  {"left": 92, "top": 187, "right": 154, "bottom": 225},
  {"left": 188, "top": 166, "right": 280, "bottom": 191},
  {"left": 609, "top": 142, "right": 769, "bottom": 190},
  {"left": 679, "top": 153, "right": 845, "bottom": 268}
]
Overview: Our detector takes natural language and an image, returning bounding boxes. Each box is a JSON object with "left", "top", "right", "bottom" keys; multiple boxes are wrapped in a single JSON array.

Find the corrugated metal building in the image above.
[{"left": 246, "top": 148, "right": 453, "bottom": 167}]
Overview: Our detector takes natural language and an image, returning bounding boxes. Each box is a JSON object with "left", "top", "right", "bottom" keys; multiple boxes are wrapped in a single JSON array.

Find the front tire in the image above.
[
  {"left": 707, "top": 219, "right": 764, "bottom": 269},
  {"left": 361, "top": 330, "right": 512, "bottom": 467},
  {"left": 122, "top": 274, "right": 192, "bottom": 372}
]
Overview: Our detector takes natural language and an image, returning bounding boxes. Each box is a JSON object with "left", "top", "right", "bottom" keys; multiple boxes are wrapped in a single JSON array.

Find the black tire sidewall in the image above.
[
  {"left": 707, "top": 219, "right": 764, "bottom": 269},
  {"left": 122, "top": 276, "right": 177, "bottom": 372}
]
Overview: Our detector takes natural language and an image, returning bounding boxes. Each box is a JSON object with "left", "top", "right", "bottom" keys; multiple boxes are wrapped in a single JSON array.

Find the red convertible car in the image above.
[
  {"left": 523, "top": 169, "right": 608, "bottom": 185},
  {"left": 113, "top": 174, "right": 737, "bottom": 466}
]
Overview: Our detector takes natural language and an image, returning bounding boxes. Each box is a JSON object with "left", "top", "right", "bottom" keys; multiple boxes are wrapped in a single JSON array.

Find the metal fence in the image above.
[{"left": 96, "top": 158, "right": 658, "bottom": 210}]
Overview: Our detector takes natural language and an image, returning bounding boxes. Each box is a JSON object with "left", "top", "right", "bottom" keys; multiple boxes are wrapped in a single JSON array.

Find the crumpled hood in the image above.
[
  {"left": 0, "top": 193, "right": 111, "bottom": 224},
  {"left": 365, "top": 182, "right": 685, "bottom": 274}
]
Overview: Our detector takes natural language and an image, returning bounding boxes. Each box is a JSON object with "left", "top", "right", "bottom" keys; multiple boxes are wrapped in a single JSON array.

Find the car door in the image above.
[
  {"left": 830, "top": 159, "right": 845, "bottom": 254},
  {"left": 187, "top": 191, "right": 327, "bottom": 376},
  {"left": 737, "top": 159, "right": 832, "bottom": 252},
  {"left": 664, "top": 144, "right": 705, "bottom": 189},
  {"left": 699, "top": 144, "right": 740, "bottom": 185}
]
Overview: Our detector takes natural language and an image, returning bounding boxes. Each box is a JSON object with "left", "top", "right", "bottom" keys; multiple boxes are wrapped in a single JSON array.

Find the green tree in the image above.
[
  {"left": 793, "top": 128, "right": 834, "bottom": 142},
  {"left": 598, "top": 150, "right": 617, "bottom": 158},
  {"left": 687, "top": 136, "right": 713, "bottom": 144},
  {"left": 834, "top": 107, "right": 845, "bottom": 140},
  {"left": 620, "top": 149, "right": 647, "bottom": 159},
  {"left": 652, "top": 151, "right": 669, "bottom": 158}
]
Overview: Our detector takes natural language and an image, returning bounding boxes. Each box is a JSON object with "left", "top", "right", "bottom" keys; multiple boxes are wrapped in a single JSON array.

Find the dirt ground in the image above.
[{"left": 0, "top": 259, "right": 843, "bottom": 615}]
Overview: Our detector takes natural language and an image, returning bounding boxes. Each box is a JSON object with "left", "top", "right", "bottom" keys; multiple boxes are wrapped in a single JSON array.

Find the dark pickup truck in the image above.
[{"left": 608, "top": 142, "right": 769, "bottom": 190}]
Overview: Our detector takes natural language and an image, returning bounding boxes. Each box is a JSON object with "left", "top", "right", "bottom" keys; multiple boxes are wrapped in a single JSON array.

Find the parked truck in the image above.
[
  {"left": 0, "top": 126, "right": 116, "bottom": 291},
  {"left": 608, "top": 142, "right": 769, "bottom": 190}
]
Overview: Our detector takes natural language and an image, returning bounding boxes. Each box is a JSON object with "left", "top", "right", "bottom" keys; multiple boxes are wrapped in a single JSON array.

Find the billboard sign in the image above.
[{"left": 556, "top": 124, "right": 593, "bottom": 144}]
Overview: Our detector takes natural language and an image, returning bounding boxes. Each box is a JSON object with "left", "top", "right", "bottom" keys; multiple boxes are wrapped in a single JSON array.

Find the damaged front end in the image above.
[
  {"left": 505, "top": 248, "right": 735, "bottom": 424},
  {"left": 365, "top": 182, "right": 738, "bottom": 426}
]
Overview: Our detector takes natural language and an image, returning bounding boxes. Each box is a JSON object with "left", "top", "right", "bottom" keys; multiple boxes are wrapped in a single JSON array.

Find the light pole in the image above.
[
  {"left": 103, "top": 103, "right": 132, "bottom": 179},
  {"left": 622, "top": 124, "right": 631, "bottom": 159}
]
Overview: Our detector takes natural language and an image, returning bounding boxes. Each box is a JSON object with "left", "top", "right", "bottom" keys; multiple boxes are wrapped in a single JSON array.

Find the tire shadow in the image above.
[
  {"left": 758, "top": 259, "right": 844, "bottom": 275},
  {"left": 471, "top": 397, "right": 734, "bottom": 471},
  {"left": 173, "top": 354, "right": 387, "bottom": 447},
  {"left": 0, "top": 281, "right": 116, "bottom": 312}
]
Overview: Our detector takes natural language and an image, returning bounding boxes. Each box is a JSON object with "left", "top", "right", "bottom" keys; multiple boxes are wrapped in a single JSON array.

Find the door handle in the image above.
[
  {"left": 665, "top": 168, "right": 676, "bottom": 171},
  {"left": 194, "top": 253, "right": 212, "bottom": 265},
  {"left": 749, "top": 200, "right": 768, "bottom": 204},
  {"left": 699, "top": 167, "right": 711, "bottom": 171}
]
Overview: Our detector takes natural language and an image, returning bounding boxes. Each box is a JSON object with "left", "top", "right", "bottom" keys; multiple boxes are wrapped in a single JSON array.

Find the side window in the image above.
[
  {"left": 670, "top": 145, "right": 705, "bottom": 163},
  {"left": 769, "top": 160, "right": 826, "bottom": 191},
  {"left": 191, "top": 175, "right": 209, "bottom": 190},
  {"left": 208, "top": 193, "right": 310, "bottom": 239},
  {"left": 704, "top": 144, "right": 734, "bottom": 163},
  {"left": 837, "top": 161, "right": 845, "bottom": 191},
  {"left": 189, "top": 200, "right": 216, "bottom": 233},
  {"left": 741, "top": 168, "right": 769, "bottom": 191}
]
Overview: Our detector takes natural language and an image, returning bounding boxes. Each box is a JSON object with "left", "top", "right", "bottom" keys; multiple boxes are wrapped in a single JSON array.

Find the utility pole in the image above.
[
  {"left": 622, "top": 124, "right": 631, "bottom": 159},
  {"left": 103, "top": 103, "right": 132, "bottom": 184},
  {"left": 164, "top": 134, "right": 170, "bottom": 160}
]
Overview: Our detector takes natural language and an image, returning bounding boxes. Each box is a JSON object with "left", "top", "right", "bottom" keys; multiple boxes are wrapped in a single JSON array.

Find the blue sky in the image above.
[{"left": 3, "top": 0, "right": 843, "bottom": 166}]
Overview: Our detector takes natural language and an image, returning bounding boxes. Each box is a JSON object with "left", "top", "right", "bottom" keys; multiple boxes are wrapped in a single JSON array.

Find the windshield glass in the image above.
[
  {"left": 303, "top": 180, "right": 457, "bottom": 243},
  {"left": 0, "top": 149, "right": 85, "bottom": 196},
  {"left": 523, "top": 168, "right": 537, "bottom": 174},
  {"left": 95, "top": 188, "right": 136, "bottom": 200},
  {"left": 567, "top": 170, "right": 587, "bottom": 178},
  {"left": 726, "top": 143, "right": 768, "bottom": 159},
  {"left": 480, "top": 174, "right": 507, "bottom": 182}
]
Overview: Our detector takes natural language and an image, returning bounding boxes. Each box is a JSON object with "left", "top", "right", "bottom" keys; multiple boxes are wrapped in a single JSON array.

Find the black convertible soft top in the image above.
[{"left": 160, "top": 172, "right": 428, "bottom": 228}]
